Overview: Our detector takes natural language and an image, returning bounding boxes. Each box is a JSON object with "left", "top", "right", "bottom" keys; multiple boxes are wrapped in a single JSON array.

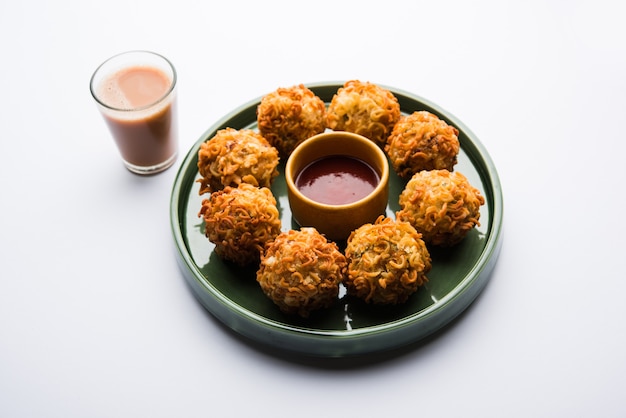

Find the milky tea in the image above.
[{"left": 90, "top": 51, "right": 178, "bottom": 175}]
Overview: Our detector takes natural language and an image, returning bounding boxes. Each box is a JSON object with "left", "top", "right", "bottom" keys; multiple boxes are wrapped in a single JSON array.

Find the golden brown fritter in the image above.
[
  {"left": 396, "top": 170, "right": 485, "bottom": 247},
  {"left": 385, "top": 111, "right": 460, "bottom": 178},
  {"left": 326, "top": 80, "right": 400, "bottom": 147},
  {"left": 199, "top": 183, "right": 281, "bottom": 266},
  {"left": 257, "top": 84, "right": 327, "bottom": 157},
  {"left": 197, "top": 128, "right": 279, "bottom": 195},
  {"left": 256, "top": 228, "right": 347, "bottom": 317},
  {"left": 344, "top": 216, "right": 431, "bottom": 305}
]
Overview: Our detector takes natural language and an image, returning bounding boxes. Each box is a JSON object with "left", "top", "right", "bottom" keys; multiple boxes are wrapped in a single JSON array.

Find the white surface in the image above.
[{"left": 1, "top": 0, "right": 625, "bottom": 416}]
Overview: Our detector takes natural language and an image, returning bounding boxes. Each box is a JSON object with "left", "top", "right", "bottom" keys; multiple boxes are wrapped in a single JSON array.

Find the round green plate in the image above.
[{"left": 170, "top": 82, "right": 504, "bottom": 358}]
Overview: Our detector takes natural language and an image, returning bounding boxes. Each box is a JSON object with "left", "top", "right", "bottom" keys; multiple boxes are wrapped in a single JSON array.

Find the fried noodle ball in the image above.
[
  {"left": 344, "top": 216, "right": 431, "bottom": 305},
  {"left": 385, "top": 111, "right": 460, "bottom": 178},
  {"left": 396, "top": 170, "right": 485, "bottom": 247},
  {"left": 199, "top": 183, "right": 282, "bottom": 266},
  {"left": 197, "top": 128, "right": 279, "bottom": 195},
  {"left": 256, "top": 228, "right": 347, "bottom": 317},
  {"left": 326, "top": 80, "right": 401, "bottom": 147},
  {"left": 257, "top": 84, "right": 327, "bottom": 157}
]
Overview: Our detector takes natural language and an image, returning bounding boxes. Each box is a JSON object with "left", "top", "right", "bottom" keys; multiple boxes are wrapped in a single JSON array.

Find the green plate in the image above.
[{"left": 170, "top": 82, "right": 504, "bottom": 358}]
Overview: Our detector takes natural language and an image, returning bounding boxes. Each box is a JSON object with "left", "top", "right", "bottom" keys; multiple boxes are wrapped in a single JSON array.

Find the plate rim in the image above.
[{"left": 170, "top": 81, "right": 504, "bottom": 357}]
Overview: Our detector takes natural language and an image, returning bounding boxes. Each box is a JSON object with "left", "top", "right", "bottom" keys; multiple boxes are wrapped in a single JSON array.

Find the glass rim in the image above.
[{"left": 89, "top": 50, "right": 177, "bottom": 112}]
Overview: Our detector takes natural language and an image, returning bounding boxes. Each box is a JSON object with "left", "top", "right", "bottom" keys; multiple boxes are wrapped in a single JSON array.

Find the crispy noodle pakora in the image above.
[
  {"left": 385, "top": 111, "right": 460, "bottom": 178},
  {"left": 197, "top": 128, "right": 279, "bottom": 195},
  {"left": 396, "top": 170, "right": 485, "bottom": 247},
  {"left": 326, "top": 80, "right": 401, "bottom": 148},
  {"left": 257, "top": 84, "right": 327, "bottom": 157},
  {"left": 256, "top": 228, "right": 347, "bottom": 317},
  {"left": 344, "top": 216, "right": 431, "bottom": 305},
  {"left": 199, "top": 183, "right": 281, "bottom": 266}
]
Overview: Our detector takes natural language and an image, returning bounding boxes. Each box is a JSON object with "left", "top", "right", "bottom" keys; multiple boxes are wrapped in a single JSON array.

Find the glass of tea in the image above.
[{"left": 90, "top": 51, "right": 178, "bottom": 175}]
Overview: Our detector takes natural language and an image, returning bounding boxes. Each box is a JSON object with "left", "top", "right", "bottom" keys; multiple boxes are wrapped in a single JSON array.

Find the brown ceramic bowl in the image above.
[{"left": 285, "top": 131, "right": 390, "bottom": 241}]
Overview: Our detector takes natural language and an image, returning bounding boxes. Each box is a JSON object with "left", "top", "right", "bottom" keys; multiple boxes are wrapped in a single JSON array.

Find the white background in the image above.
[{"left": 2, "top": 1, "right": 625, "bottom": 417}]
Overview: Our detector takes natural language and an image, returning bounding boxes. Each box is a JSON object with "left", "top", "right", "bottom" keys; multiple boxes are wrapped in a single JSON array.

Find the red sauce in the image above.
[{"left": 295, "top": 156, "right": 380, "bottom": 205}]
